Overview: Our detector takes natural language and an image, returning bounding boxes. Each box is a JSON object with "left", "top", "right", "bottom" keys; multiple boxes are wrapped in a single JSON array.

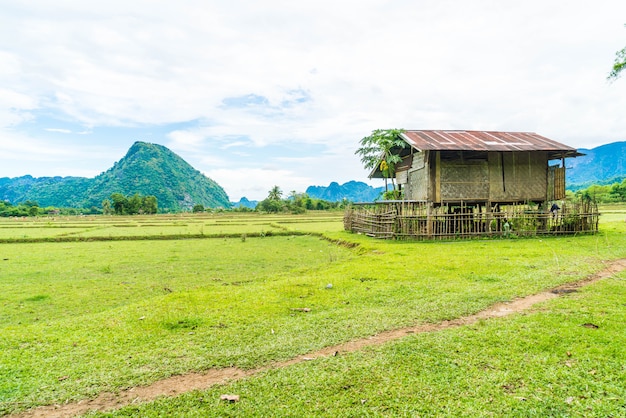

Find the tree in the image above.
[
  {"left": 108, "top": 193, "right": 157, "bottom": 214},
  {"left": 256, "top": 186, "right": 285, "bottom": 213},
  {"left": 287, "top": 191, "right": 307, "bottom": 214},
  {"left": 256, "top": 198, "right": 284, "bottom": 213},
  {"left": 609, "top": 47, "right": 626, "bottom": 81},
  {"left": 127, "top": 193, "right": 142, "bottom": 214},
  {"left": 102, "top": 199, "right": 112, "bottom": 215},
  {"left": 608, "top": 24, "right": 626, "bottom": 81},
  {"left": 355, "top": 129, "right": 407, "bottom": 195},
  {"left": 28, "top": 205, "right": 39, "bottom": 217},
  {"left": 192, "top": 204, "right": 205, "bottom": 213},
  {"left": 141, "top": 195, "right": 158, "bottom": 214},
  {"left": 268, "top": 185, "right": 283, "bottom": 201},
  {"left": 110, "top": 193, "right": 128, "bottom": 215},
  {"left": 610, "top": 179, "right": 626, "bottom": 201}
]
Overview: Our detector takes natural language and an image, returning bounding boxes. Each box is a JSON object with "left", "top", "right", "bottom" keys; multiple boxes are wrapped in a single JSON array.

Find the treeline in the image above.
[
  {"left": 573, "top": 177, "right": 626, "bottom": 203},
  {"left": 254, "top": 186, "right": 349, "bottom": 214},
  {"left": 0, "top": 193, "right": 158, "bottom": 217},
  {"left": 102, "top": 193, "right": 158, "bottom": 215},
  {"left": 0, "top": 200, "right": 101, "bottom": 217}
]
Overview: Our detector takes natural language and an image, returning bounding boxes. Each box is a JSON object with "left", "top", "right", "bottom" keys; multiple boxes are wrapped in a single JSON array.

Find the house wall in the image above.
[
  {"left": 488, "top": 151, "right": 547, "bottom": 202},
  {"left": 395, "top": 154, "right": 412, "bottom": 189},
  {"left": 403, "top": 150, "right": 550, "bottom": 204},
  {"left": 439, "top": 155, "right": 489, "bottom": 201},
  {"left": 404, "top": 151, "right": 429, "bottom": 200},
  {"left": 547, "top": 165, "right": 566, "bottom": 200}
]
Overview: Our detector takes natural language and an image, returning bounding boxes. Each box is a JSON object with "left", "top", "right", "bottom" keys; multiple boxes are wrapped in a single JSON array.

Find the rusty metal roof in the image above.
[{"left": 400, "top": 130, "right": 582, "bottom": 158}]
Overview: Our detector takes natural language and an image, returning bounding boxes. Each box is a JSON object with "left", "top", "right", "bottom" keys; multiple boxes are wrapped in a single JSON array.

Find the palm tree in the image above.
[
  {"left": 355, "top": 129, "right": 407, "bottom": 194},
  {"left": 268, "top": 185, "right": 283, "bottom": 201}
]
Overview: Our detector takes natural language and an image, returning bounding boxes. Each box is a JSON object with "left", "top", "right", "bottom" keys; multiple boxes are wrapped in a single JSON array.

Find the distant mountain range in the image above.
[
  {"left": 232, "top": 180, "right": 385, "bottom": 209},
  {"left": 306, "top": 181, "right": 384, "bottom": 202},
  {"left": 232, "top": 197, "right": 258, "bottom": 209},
  {"left": 566, "top": 141, "right": 626, "bottom": 190},
  {"left": 232, "top": 181, "right": 384, "bottom": 208},
  {"left": 0, "top": 141, "right": 230, "bottom": 211}
]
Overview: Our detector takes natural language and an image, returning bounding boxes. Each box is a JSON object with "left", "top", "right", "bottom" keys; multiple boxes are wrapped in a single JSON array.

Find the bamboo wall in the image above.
[
  {"left": 344, "top": 200, "right": 599, "bottom": 240},
  {"left": 488, "top": 151, "right": 547, "bottom": 202},
  {"left": 440, "top": 158, "right": 489, "bottom": 201},
  {"left": 547, "top": 166, "right": 566, "bottom": 200},
  {"left": 398, "top": 151, "right": 555, "bottom": 205}
]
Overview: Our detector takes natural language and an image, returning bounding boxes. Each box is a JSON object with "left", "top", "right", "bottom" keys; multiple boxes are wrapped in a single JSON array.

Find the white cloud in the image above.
[
  {"left": 1, "top": 0, "right": 626, "bottom": 192},
  {"left": 45, "top": 128, "right": 72, "bottom": 134},
  {"left": 205, "top": 167, "right": 316, "bottom": 201},
  {"left": 0, "top": 129, "right": 119, "bottom": 179},
  {"left": 167, "top": 128, "right": 208, "bottom": 149}
]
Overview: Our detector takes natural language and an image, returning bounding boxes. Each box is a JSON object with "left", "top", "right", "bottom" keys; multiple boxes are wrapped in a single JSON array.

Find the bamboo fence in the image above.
[{"left": 344, "top": 199, "right": 599, "bottom": 240}]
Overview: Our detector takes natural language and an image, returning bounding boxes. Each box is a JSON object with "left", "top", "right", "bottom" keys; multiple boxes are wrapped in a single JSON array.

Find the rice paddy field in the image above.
[
  {"left": 0, "top": 212, "right": 344, "bottom": 241},
  {"left": 1, "top": 206, "right": 625, "bottom": 417}
]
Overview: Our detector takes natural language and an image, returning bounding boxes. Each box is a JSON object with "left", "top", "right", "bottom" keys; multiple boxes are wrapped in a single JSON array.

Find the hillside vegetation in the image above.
[
  {"left": 0, "top": 142, "right": 230, "bottom": 212},
  {"left": 568, "top": 141, "right": 626, "bottom": 190},
  {"left": 306, "top": 181, "right": 384, "bottom": 202}
]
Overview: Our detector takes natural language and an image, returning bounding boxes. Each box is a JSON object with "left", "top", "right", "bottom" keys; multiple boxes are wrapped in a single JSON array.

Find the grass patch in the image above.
[
  {"left": 90, "top": 272, "right": 626, "bottom": 417},
  {"left": 161, "top": 317, "right": 204, "bottom": 331},
  {"left": 0, "top": 211, "right": 625, "bottom": 415},
  {"left": 21, "top": 294, "right": 50, "bottom": 302}
]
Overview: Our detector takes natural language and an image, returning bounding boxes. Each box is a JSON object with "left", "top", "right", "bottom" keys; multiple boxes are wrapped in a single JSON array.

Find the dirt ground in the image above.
[{"left": 11, "top": 258, "right": 626, "bottom": 418}]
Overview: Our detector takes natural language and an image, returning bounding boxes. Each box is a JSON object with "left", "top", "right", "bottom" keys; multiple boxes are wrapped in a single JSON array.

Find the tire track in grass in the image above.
[{"left": 11, "top": 258, "right": 626, "bottom": 418}]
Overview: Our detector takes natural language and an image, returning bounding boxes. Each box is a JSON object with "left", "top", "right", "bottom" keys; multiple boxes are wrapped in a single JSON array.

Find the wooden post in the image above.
[
  {"left": 426, "top": 203, "right": 433, "bottom": 238},
  {"left": 435, "top": 151, "right": 441, "bottom": 204}
]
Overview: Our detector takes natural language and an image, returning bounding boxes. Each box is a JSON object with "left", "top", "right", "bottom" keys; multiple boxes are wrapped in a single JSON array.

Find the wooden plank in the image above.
[{"left": 435, "top": 151, "right": 441, "bottom": 203}]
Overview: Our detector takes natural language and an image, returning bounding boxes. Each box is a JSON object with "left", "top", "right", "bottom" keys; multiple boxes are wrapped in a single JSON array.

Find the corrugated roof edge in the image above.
[{"left": 399, "top": 130, "right": 583, "bottom": 158}]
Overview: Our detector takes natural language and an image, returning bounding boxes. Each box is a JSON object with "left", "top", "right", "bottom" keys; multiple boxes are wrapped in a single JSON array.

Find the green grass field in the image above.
[
  {"left": 1, "top": 208, "right": 625, "bottom": 416},
  {"left": 0, "top": 213, "right": 345, "bottom": 241}
]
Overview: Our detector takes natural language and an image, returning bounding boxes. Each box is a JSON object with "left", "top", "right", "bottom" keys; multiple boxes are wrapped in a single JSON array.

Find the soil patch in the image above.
[{"left": 11, "top": 259, "right": 626, "bottom": 418}]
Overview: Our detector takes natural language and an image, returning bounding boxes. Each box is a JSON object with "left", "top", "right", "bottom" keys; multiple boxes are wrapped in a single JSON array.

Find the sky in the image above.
[{"left": 1, "top": 1, "right": 626, "bottom": 201}]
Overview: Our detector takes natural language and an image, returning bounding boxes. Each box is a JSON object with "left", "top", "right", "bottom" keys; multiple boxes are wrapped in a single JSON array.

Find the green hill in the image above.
[
  {"left": 305, "top": 181, "right": 384, "bottom": 202},
  {"left": 567, "top": 141, "right": 626, "bottom": 190},
  {"left": 0, "top": 142, "right": 231, "bottom": 212}
]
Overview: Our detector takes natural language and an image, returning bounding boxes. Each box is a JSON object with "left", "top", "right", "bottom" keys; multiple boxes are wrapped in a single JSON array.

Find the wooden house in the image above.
[
  {"left": 370, "top": 130, "right": 583, "bottom": 206},
  {"left": 346, "top": 130, "right": 598, "bottom": 239}
]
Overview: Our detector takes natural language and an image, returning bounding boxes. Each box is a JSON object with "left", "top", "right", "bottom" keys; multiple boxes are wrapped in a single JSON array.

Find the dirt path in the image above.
[{"left": 11, "top": 258, "right": 626, "bottom": 418}]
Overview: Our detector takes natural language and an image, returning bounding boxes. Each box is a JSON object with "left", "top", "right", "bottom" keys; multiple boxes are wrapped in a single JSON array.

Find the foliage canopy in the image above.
[
  {"left": 255, "top": 185, "right": 346, "bottom": 213},
  {"left": 355, "top": 129, "right": 407, "bottom": 195},
  {"left": 574, "top": 177, "right": 626, "bottom": 203},
  {"left": 106, "top": 193, "right": 158, "bottom": 215},
  {"left": 608, "top": 24, "right": 626, "bottom": 81}
]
